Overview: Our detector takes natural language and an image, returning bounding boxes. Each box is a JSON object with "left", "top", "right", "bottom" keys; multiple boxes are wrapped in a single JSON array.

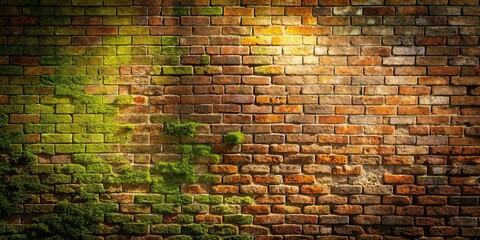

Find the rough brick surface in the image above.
[{"left": 0, "top": 0, "right": 479, "bottom": 239}]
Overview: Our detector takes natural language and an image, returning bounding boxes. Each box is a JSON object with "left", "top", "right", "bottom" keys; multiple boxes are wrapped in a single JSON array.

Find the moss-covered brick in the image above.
[
  {"left": 40, "top": 96, "right": 71, "bottom": 104},
  {"left": 85, "top": 46, "right": 116, "bottom": 56},
  {"left": 104, "top": 56, "right": 133, "bottom": 65},
  {"left": 23, "top": 46, "right": 54, "bottom": 55},
  {"left": 223, "top": 236, "right": 252, "bottom": 240},
  {"left": 161, "top": 36, "right": 180, "bottom": 46},
  {"left": 224, "top": 196, "right": 253, "bottom": 205},
  {"left": 57, "top": 104, "right": 85, "bottom": 114},
  {"left": 210, "top": 205, "right": 241, "bottom": 215},
  {"left": 86, "top": 123, "right": 134, "bottom": 133},
  {"left": 182, "top": 224, "right": 209, "bottom": 235},
  {"left": 57, "top": 123, "right": 87, "bottom": 133},
  {"left": 131, "top": 36, "right": 161, "bottom": 46},
  {"left": 83, "top": 183, "right": 105, "bottom": 193},
  {"left": 154, "top": 56, "right": 180, "bottom": 65},
  {"left": 25, "top": 124, "right": 55, "bottom": 133},
  {"left": 193, "top": 66, "right": 222, "bottom": 75},
  {"left": 151, "top": 224, "right": 181, "bottom": 235},
  {"left": 86, "top": 143, "right": 116, "bottom": 153},
  {"left": 134, "top": 194, "right": 165, "bottom": 204},
  {"left": 87, "top": 104, "right": 118, "bottom": 114},
  {"left": 55, "top": 144, "right": 85, "bottom": 154},
  {"left": 152, "top": 204, "right": 180, "bottom": 214},
  {"left": 55, "top": 85, "right": 84, "bottom": 95},
  {"left": 72, "top": 173, "right": 102, "bottom": 183},
  {"left": 161, "top": 46, "right": 189, "bottom": 55},
  {"left": 73, "top": 114, "right": 103, "bottom": 123},
  {"left": 10, "top": 95, "right": 39, "bottom": 105},
  {"left": 162, "top": 7, "right": 191, "bottom": 16},
  {"left": 150, "top": 115, "right": 180, "bottom": 124},
  {"left": 122, "top": 223, "right": 149, "bottom": 235},
  {"left": 54, "top": 7, "right": 84, "bottom": 16},
  {"left": 72, "top": 153, "right": 103, "bottom": 165},
  {"left": 86, "top": 163, "right": 112, "bottom": 174},
  {"left": 104, "top": 133, "right": 130, "bottom": 143},
  {"left": 39, "top": 56, "right": 72, "bottom": 66},
  {"left": 29, "top": 164, "right": 55, "bottom": 174},
  {"left": 195, "top": 235, "right": 222, "bottom": 240},
  {"left": 223, "top": 214, "right": 253, "bottom": 225},
  {"left": 73, "top": 95, "right": 103, "bottom": 105},
  {"left": 103, "top": 16, "right": 131, "bottom": 25},
  {"left": 177, "top": 214, "right": 194, "bottom": 224},
  {"left": 40, "top": 16, "right": 71, "bottom": 25},
  {"left": 40, "top": 75, "right": 72, "bottom": 85},
  {"left": 25, "top": 104, "right": 55, "bottom": 114},
  {"left": 0, "top": 66, "right": 23, "bottom": 75},
  {"left": 54, "top": 66, "right": 86, "bottom": 75},
  {"left": 41, "top": 114, "right": 72, "bottom": 123},
  {"left": 151, "top": 181, "right": 180, "bottom": 194},
  {"left": 29, "top": 144, "right": 55, "bottom": 155},
  {"left": 103, "top": 36, "right": 131, "bottom": 45},
  {"left": 41, "top": 134, "right": 72, "bottom": 144},
  {"left": 182, "top": 204, "right": 209, "bottom": 214},
  {"left": 208, "top": 224, "right": 238, "bottom": 235},
  {"left": 166, "top": 194, "right": 193, "bottom": 205},
  {"left": 42, "top": 174, "right": 71, "bottom": 184},
  {"left": 73, "top": 134, "right": 103, "bottom": 143},
  {"left": 85, "top": 7, "right": 116, "bottom": 15},
  {"left": 192, "top": 7, "right": 223, "bottom": 16},
  {"left": 55, "top": 164, "right": 86, "bottom": 174},
  {"left": 105, "top": 213, "right": 133, "bottom": 224},
  {"left": 134, "top": 214, "right": 162, "bottom": 224},
  {"left": 194, "top": 195, "right": 223, "bottom": 205},
  {"left": 162, "top": 66, "right": 193, "bottom": 75},
  {"left": 0, "top": 46, "right": 22, "bottom": 55}
]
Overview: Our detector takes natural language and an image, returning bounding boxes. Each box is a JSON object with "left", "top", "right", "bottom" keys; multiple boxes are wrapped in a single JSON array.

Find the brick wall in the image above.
[{"left": 1, "top": 0, "right": 479, "bottom": 239}]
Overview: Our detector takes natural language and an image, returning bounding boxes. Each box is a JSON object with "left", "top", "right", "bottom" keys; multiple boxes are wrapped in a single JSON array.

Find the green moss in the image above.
[
  {"left": 162, "top": 36, "right": 180, "bottom": 45},
  {"left": 40, "top": 56, "right": 72, "bottom": 66},
  {"left": 25, "top": 201, "right": 104, "bottom": 240},
  {"left": 73, "top": 134, "right": 103, "bottom": 143},
  {"left": 25, "top": 124, "right": 55, "bottom": 134},
  {"left": 25, "top": 104, "right": 55, "bottom": 114},
  {"left": 164, "top": 122, "right": 197, "bottom": 138},
  {"left": 224, "top": 215, "right": 253, "bottom": 225},
  {"left": 177, "top": 214, "right": 194, "bottom": 224},
  {"left": 28, "top": 164, "right": 55, "bottom": 174},
  {"left": 135, "top": 214, "right": 163, "bottom": 224},
  {"left": 224, "top": 196, "right": 253, "bottom": 205},
  {"left": 72, "top": 95, "right": 103, "bottom": 104},
  {"left": 113, "top": 95, "right": 135, "bottom": 105},
  {"left": 72, "top": 173, "right": 102, "bottom": 184},
  {"left": 210, "top": 205, "right": 241, "bottom": 215},
  {"left": 152, "top": 204, "right": 179, "bottom": 214},
  {"left": 72, "top": 153, "right": 103, "bottom": 165},
  {"left": 42, "top": 174, "right": 71, "bottom": 184},
  {"left": 182, "top": 204, "right": 209, "bottom": 214},
  {"left": 55, "top": 144, "right": 85, "bottom": 154},
  {"left": 28, "top": 144, "right": 55, "bottom": 155},
  {"left": 193, "top": 7, "right": 223, "bottom": 15},
  {"left": 223, "top": 236, "right": 252, "bottom": 240},
  {"left": 162, "top": 46, "right": 189, "bottom": 55},
  {"left": 151, "top": 224, "right": 181, "bottom": 235},
  {"left": 194, "top": 195, "right": 223, "bottom": 205},
  {"left": 56, "top": 123, "right": 86, "bottom": 133},
  {"left": 168, "top": 236, "right": 193, "bottom": 240},
  {"left": 103, "top": 166, "right": 151, "bottom": 185},
  {"left": 151, "top": 181, "right": 180, "bottom": 194},
  {"left": 55, "top": 84, "right": 84, "bottom": 95},
  {"left": 165, "top": 194, "right": 193, "bottom": 205},
  {"left": 87, "top": 104, "right": 118, "bottom": 114},
  {"left": 182, "top": 224, "right": 209, "bottom": 235},
  {"left": 42, "top": 134, "right": 72, "bottom": 143},
  {"left": 152, "top": 161, "right": 198, "bottom": 184},
  {"left": 0, "top": 113, "right": 8, "bottom": 128},
  {"left": 86, "top": 123, "right": 134, "bottom": 134},
  {"left": 86, "top": 163, "right": 112, "bottom": 174},
  {"left": 105, "top": 213, "right": 133, "bottom": 224},
  {"left": 208, "top": 224, "right": 238, "bottom": 235},
  {"left": 163, "top": 66, "right": 193, "bottom": 75},
  {"left": 56, "top": 104, "right": 83, "bottom": 114},
  {"left": 154, "top": 56, "right": 180, "bottom": 65},
  {"left": 41, "top": 114, "right": 72, "bottom": 123},
  {"left": 55, "top": 164, "right": 86, "bottom": 174},
  {"left": 224, "top": 131, "right": 245, "bottom": 145}
]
